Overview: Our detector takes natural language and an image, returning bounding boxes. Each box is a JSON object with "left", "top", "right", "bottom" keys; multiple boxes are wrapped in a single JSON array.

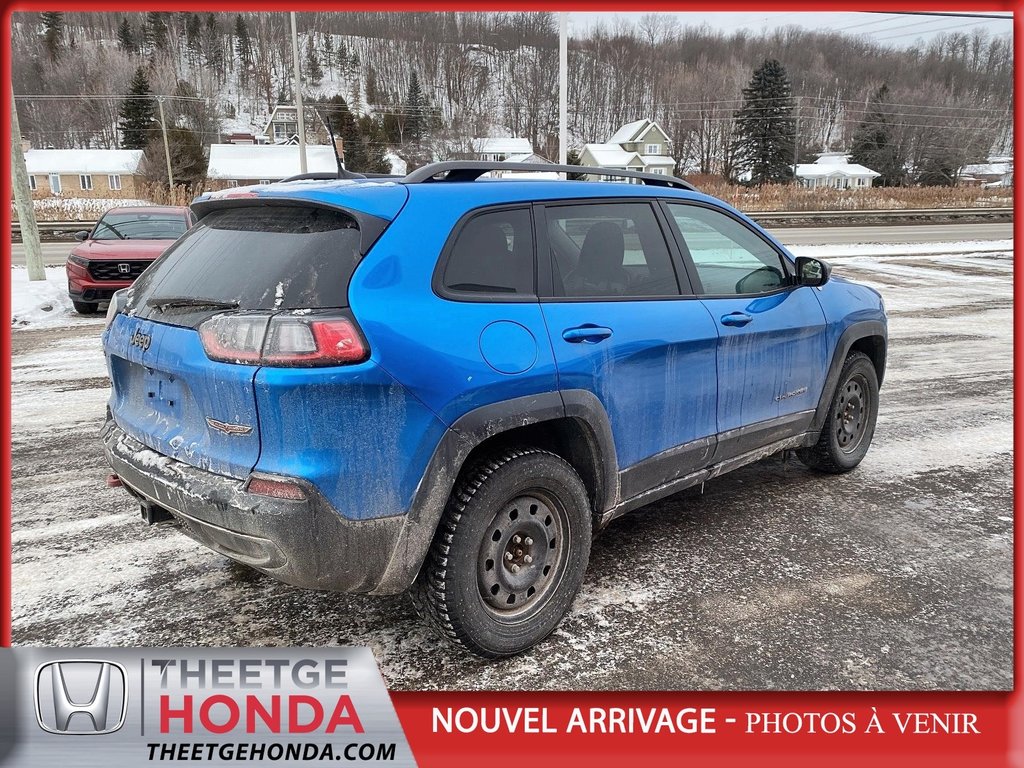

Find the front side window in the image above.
[
  {"left": 544, "top": 202, "right": 680, "bottom": 299},
  {"left": 666, "top": 203, "right": 789, "bottom": 296},
  {"left": 442, "top": 208, "right": 534, "bottom": 296}
]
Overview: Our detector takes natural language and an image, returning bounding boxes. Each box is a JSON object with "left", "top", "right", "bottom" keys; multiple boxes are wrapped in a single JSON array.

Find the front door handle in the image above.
[
  {"left": 562, "top": 325, "right": 613, "bottom": 343},
  {"left": 720, "top": 312, "right": 753, "bottom": 327}
]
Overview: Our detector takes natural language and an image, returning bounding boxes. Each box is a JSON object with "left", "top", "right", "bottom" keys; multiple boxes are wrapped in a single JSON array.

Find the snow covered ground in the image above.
[
  {"left": 10, "top": 266, "right": 104, "bottom": 328},
  {"left": 8, "top": 239, "right": 1013, "bottom": 691}
]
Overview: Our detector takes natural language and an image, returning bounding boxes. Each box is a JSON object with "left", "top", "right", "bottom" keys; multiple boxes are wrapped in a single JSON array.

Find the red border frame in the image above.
[{"left": 3, "top": 3, "right": 1019, "bottom": 765}]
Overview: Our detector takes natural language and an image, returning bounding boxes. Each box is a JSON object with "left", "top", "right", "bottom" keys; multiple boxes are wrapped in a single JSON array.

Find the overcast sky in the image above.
[{"left": 568, "top": 11, "right": 1013, "bottom": 48}]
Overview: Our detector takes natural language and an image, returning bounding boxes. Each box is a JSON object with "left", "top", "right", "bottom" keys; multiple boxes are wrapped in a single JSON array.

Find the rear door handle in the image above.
[
  {"left": 562, "top": 325, "right": 613, "bottom": 343},
  {"left": 720, "top": 312, "right": 752, "bottom": 327}
]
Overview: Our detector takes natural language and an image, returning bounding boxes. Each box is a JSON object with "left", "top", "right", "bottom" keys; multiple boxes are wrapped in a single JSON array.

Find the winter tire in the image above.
[
  {"left": 798, "top": 351, "right": 879, "bottom": 473},
  {"left": 411, "top": 447, "right": 592, "bottom": 658}
]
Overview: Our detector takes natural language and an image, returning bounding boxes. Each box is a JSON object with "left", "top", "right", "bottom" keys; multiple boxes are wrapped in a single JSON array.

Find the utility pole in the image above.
[
  {"left": 793, "top": 95, "right": 800, "bottom": 185},
  {"left": 156, "top": 96, "right": 174, "bottom": 193},
  {"left": 10, "top": 84, "right": 45, "bottom": 282},
  {"left": 290, "top": 11, "right": 308, "bottom": 174},
  {"left": 558, "top": 12, "right": 568, "bottom": 167}
]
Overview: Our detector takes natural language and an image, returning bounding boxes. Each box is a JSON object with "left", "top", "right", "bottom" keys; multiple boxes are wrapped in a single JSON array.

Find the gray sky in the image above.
[{"left": 569, "top": 11, "right": 1013, "bottom": 48}]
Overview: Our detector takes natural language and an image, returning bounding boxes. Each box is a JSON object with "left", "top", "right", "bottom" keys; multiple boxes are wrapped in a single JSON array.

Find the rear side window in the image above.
[
  {"left": 442, "top": 208, "right": 534, "bottom": 296},
  {"left": 544, "top": 202, "right": 681, "bottom": 298},
  {"left": 128, "top": 206, "right": 361, "bottom": 326}
]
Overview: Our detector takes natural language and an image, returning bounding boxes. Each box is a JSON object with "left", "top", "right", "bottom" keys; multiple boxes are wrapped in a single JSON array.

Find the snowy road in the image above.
[{"left": 9, "top": 244, "right": 1013, "bottom": 691}]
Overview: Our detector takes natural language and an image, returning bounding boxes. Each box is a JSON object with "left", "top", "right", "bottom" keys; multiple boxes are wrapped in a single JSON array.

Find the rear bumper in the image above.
[{"left": 102, "top": 419, "right": 410, "bottom": 594}]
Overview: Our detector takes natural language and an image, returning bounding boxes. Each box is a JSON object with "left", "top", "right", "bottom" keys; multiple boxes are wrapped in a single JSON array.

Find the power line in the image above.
[{"left": 864, "top": 11, "right": 1013, "bottom": 20}]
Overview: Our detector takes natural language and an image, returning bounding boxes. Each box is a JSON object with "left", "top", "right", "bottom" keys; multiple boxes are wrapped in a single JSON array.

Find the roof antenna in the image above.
[{"left": 314, "top": 104, "right": 344, "bottom": 177}]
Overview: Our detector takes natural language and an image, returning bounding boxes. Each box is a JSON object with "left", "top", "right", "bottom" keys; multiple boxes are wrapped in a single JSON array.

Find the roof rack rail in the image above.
[
  {"left": 401, "top": 161, "right": 697, "bottom": 191},
  {"left": 278, "top": 169, "right": 404, "bottom": 183}
]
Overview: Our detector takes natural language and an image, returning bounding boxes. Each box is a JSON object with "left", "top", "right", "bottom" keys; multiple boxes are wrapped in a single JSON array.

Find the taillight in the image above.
[{"left": 198, "top": 312, "right": 368, "bottom": 367}]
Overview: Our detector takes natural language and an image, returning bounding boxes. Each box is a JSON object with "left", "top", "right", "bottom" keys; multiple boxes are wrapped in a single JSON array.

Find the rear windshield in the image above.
[
  {"left": 127, "top": 206, "right": 361, "bottom": 326},
  {"left": 93, "top": 211, "right": 188, "bottom": 240}
]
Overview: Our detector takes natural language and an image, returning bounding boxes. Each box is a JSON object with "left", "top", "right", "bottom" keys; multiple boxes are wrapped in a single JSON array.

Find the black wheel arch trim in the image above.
[
  {"left": 811, "top": 320, "right": 887, "bottom": 434},
  {"left": 372, "top": 389, "right": 618, "bottom": 595}
]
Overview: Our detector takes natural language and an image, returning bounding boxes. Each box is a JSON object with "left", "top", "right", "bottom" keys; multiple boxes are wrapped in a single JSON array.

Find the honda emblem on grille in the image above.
[
  {"left": 206, "top": 417, "right": 254, "bottom": 436},
  {"left": 34, "top": 660, "right": 128, "bottom": 735},
  {"left": 117, "top": 263, "right": 132, "bottom": 274}
]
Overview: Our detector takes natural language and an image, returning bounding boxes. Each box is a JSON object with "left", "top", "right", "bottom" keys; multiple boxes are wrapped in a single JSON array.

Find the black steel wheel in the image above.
[
  {"left": 798, "top": 351, "right": 879, "bottom": 473},
  {"left": 411, "top": 447, "right": 592, "bottom": 658},
  {"left": 477, "top": 492, "right": 568, "bottom": 620}
]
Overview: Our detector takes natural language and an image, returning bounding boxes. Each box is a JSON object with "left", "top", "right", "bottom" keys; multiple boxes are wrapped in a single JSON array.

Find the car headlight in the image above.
[{"left": 67, "top": 254, "right": 90, "bottom": 268}]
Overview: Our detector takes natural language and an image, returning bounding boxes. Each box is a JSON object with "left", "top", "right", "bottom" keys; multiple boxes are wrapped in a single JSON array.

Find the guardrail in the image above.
[
  {"left": 10, "top": 207, "right": 1014, "bottom": 240},
  {"left": 749, "top": 207, "right": 1013, "bottom": 226}
]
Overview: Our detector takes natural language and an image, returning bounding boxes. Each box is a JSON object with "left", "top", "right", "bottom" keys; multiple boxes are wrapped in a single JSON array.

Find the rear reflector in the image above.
[{"left": 247, "top": 475, "right": 308, "bottom": 501}]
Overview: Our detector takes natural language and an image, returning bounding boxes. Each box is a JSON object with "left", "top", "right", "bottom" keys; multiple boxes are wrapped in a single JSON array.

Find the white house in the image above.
[
  {"left": 796, "top": 153, "right": 880, "bottom": 189},
  {"left": 476, "top": 151, "right": 559, "bottom": 180},
  {"left": 471, "top": 137, "right": 534, "bottom": 162},
  {"left": 959, "top": 157, "right": 1013, "bottom": 187},
  {"left": 578, "top": 119, "right": 676, "bottom": 182},
  {"left": 23, "top": 148, "right": 145, "bottom": 197},
  {"left": 206, "top": 144, "right": 339, "bottom": 187}
]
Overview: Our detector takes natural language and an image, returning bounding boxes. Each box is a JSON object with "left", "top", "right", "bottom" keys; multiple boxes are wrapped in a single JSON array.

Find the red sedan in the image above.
[{"left": 66, "top": 205, "right": 193, "bottom": 314}]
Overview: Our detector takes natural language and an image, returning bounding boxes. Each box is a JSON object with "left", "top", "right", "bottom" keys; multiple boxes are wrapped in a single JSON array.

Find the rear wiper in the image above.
[{"left": 147, "top": 296, "right": 240, "bottom": 311}]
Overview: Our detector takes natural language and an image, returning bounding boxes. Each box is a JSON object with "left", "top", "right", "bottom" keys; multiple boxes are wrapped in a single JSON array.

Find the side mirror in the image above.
[
  {"left": 795, "top": 256, "right": 831, "bottom": 287},
  {"left": 74, "top": 230, "right": 90, "bottom": 242}
]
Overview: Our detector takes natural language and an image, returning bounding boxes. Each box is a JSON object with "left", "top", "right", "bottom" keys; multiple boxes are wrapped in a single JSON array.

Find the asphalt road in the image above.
[
  {"left": 9, "top": 246, "right": 1013, "bottom": 691},
  {"left": 772, "top": 221, "right": 1012, "bottom": 246},
  {"left": 6, "top": 222, "right": 1015, "bottom": 265}
]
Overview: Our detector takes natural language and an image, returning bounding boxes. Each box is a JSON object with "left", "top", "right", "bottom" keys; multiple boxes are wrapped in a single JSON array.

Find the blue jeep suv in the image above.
[{"left": 101, "top": 161, "right": 887, "bottom": 657}]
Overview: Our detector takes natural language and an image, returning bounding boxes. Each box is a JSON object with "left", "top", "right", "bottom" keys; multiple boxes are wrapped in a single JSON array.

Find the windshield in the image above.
[
  {"left": 93, "top": 211, "right": 188, "bottom": 241},
  {"left": 127, "top": 205, "right": 362, "bottom": 328}
]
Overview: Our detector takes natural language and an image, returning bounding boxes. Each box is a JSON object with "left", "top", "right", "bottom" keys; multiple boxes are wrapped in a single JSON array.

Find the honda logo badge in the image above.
[
  {"left": 34, "top": 660, "right": 128, "bottom": 735},
  {"left": 117, "top": 263, "right": 132, "bottom": 274}
]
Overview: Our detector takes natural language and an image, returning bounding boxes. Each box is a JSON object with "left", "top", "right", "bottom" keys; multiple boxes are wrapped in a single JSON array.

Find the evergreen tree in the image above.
[
  {"left": 233, "top": 15, "right": 251, "bottom": 66},
  {"left": 116, "top": 17, "right": 138, "bottom": 55},
  {"left": 145, "top": 11, "right": 170, "bottom": 55},
  {"left": 40, "top": 12, "right": 64, "bottom": 60},
  {"left": 204, "top": 14, "right": 224, "bottom": 81},
  {"left": 323, "top": 34, "right": 334, "bottom": 77},
  {"left": 916, "top": 147, "right": 960, "bottom": 187},
  {"left": 336, "top": 39, "right": 350, "bottom": 75},
  {"left": 144, "top": 126, "right": 208, "bottom": 187},
  {"left": 405, "top": 70, "right": 426, "bottom": 145},
  {"left": 849, "top": 84, "right": 904, "bottom": 187},
  {"left": 119, "top": 66, "right": 155, "bottom": 150},
  {"left": 323, "top": 95, "right": 365, "bottom": 171},
  {"left": 566, "top": 148, "right": 584, "bottom": 179},
  {"left": 184, "top": 13, "right": 202, "bottom": 63},
  {"left": 364, "top": 65, "right": 379, "bottom": 105},
  {"left": 304, "top": 37, "right": 323, "bottom": 86},
  {"left": 731, "top": 59, "right": 796, "bottom": 185}
]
